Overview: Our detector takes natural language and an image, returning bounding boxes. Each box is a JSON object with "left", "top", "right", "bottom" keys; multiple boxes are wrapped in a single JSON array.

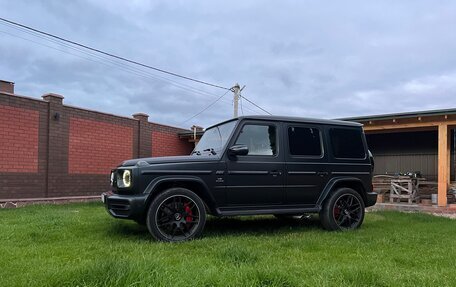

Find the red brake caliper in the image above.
[
  {"left": 184, "top": 202, "right": 193, "bottom": 223},
  {"left": 334, "top": 206, "right": 340, "bottom": 217}
]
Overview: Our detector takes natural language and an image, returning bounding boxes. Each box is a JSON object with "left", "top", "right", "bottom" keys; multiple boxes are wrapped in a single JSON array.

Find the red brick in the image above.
[
  {"left": 152, "top": 131, "right": 193, "bottom": 157},
  {"left": 0, "top": 105, "right": 39, "bottom": 172},
  {"left": 68, "top": 118, "right": 133, "bottom": 174}
]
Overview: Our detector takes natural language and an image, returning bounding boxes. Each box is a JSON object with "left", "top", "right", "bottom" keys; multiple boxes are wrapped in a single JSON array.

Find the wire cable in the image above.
[
  {"left": 240, "top": 96, "right": 244, "bottom": 115},
  {"left": 0, "top": 19, "right": 270, "bottom": 118},
  {"left": 0, "top": 21, "right": 262, "bottom": 114},
  {"left": 0, "top": 17, "right": 230, "bottom": 90},
  {"left": 241, "top": 95, "right": 272, "bottom": 115},
  {"left": 179, "top": 89, "right": 231, "bottom": 125}
]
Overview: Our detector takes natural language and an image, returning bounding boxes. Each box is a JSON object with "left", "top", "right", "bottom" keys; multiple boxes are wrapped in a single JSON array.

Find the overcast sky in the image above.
[{"left": 1, "top": 1, "right": 456, "bottom": 129}]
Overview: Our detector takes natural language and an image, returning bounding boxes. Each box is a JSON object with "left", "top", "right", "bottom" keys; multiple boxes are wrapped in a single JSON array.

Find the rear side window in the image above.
[
  {"left": 288, "top": 127, "right": 322, "bottom": 156},
  {"left": 330, "top": 128, "right": 365, "bottom": 159}
]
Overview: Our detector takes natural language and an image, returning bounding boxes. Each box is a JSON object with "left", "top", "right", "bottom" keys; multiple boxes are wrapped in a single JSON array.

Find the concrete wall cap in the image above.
[
  {"left": 132, "top": 112, "right": 149, "bottom": 117},
  {"left": 42, "top": 93, "right": 64, "bottom": 100},
  {"left": 132, "top": 113, "right": 149, "bottom": 120}
]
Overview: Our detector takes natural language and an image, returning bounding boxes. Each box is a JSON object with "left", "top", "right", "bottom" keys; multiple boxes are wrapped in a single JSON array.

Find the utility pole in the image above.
[
  {"left": 232, "top": 83, "right": 240, "bottom": 118},
  {"left": 232, "top": 83, "right": 246, "bottom": 118}
]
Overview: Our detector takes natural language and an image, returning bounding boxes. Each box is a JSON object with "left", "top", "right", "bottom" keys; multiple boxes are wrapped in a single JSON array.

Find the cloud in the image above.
[
  {"left": 335, "top": 71, "right": 456, "bottom": 118},
  {"left": 1, "top": 0, "right": 456, "bottom": 128}
]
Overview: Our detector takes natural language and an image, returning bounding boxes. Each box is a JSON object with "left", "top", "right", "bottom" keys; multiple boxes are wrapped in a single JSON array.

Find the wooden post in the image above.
[{"left": 438, "top": 124, "right": 450, "bottom": 206}]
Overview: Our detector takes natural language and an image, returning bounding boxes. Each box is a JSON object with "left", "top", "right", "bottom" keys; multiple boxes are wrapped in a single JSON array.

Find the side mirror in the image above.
[{"left": 228, "top": 144, "right": 249, "bottom": 156}]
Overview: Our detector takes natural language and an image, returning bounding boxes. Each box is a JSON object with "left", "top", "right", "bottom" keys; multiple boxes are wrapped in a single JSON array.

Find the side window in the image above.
[
  {"left": 235, "top": 124, "right": 277, "bottom": 156},
  {"left": 330, "top": 128, "right": 365, "bottom": 159},
  {"left": 288, "top": 127, "right": 322, "bottom": 157}
]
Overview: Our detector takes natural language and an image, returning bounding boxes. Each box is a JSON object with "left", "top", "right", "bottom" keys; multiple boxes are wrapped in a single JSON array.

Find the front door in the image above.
[{"left": 225, "top": 121, "right": 284, "bottom": 206}]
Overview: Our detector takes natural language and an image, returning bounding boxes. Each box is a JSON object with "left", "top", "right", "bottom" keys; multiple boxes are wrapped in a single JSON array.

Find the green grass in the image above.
[{"left": 0, "top": 203, "right": 455, "bottom": 287}]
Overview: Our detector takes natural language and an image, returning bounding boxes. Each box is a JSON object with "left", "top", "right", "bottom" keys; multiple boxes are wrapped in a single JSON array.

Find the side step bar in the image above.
[{"left": 216, "top": 206, "right": 320, "bottom": 216}]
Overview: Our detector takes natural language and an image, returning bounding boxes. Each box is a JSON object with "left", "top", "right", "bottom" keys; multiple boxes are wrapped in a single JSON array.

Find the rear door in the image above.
[
  {"left": 284, "top": 124, "right": 329, "bottom": 205},
  {"left": 326, "top": 126, "right": 371, "bottom": 190}
]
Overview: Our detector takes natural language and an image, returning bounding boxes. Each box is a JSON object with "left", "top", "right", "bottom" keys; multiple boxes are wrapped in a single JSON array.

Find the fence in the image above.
[{"left": 0, "top": 91, "right": 193, "bottom": 200}]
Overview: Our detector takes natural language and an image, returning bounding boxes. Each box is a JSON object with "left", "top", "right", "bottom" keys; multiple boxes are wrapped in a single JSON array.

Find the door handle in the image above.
[
  {"left": 317, "top": 171, "right": 329, "bottom": 177},
  {"left": 270, "top": 170, "right": 282, "bottom": 176}
]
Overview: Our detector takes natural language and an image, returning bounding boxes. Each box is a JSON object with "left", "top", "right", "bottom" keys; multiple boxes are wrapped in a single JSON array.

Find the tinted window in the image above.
[
  {"left": 330, "top": 128, "right": 365, "bottom": 158},
  {"left": 288, "top": 127, "right": 322, "bottom": 156},
  {"left": 235, "top": 124, "right": 277, "bottom": 156}
]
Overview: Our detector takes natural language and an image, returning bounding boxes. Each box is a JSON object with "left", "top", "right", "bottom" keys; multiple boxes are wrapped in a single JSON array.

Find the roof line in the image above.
[
  {"left": 339, "top": 107, "right": 456, "bottom": 122},
  {"left": 205, "top": 115, "right": 362, "bottom": 130}
]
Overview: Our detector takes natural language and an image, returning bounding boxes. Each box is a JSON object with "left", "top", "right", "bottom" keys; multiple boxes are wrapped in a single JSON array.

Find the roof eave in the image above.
[{"left": 339, "top": 108, "right": 456, "bottom": 122}]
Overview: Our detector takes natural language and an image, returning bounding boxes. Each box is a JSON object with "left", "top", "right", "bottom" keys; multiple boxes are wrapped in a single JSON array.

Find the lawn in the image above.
[{"left": 0, "top": 203, "right": 455, "bottom": 287}]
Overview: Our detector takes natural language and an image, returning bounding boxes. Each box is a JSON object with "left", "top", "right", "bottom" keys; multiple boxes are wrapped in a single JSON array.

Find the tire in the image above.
[
  {"left": 320, "top": 188, "right": 365, "bottom": 231},
  {"left": 146, "top": 187, "right": 206, "bottom": 242}
]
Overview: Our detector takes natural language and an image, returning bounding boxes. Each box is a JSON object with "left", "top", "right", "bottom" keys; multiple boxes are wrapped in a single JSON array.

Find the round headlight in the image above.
[{"left": 122, "top": 170, "right": 131, "bottom": 188}]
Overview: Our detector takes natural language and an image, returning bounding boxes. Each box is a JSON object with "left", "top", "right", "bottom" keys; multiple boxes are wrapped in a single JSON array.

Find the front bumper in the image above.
[
  {"left": 365, "top": 192, "right": 377, "bottom": 207},
  {"left": 102, "top": 191, "right": 148, "bottom": 220}
]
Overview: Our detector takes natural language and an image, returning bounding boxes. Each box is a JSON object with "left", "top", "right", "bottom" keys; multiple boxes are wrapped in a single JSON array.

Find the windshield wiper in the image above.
[
  {"left": 203, "top": 148, "right": 217, "bottom": 155},
  {"left": 191, "top": 150, "right": 201, "bottom": 156}
]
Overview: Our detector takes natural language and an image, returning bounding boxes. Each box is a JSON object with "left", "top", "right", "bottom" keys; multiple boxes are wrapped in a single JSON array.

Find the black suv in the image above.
[{"left": 103, "top": 116, "right": 376, "bottom": 242}]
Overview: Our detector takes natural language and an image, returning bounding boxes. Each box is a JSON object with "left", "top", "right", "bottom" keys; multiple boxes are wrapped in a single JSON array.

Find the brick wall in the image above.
[
  {"left": 0, "top": 91, "right": 194, "bottom": 200},
  {"left": 0, "top": 106, "right": 39, "bottom": 172},
  {"left": 152, "top": 126, "right": 194, "bottom": 157},
  {"left": 68, "top": 118, "right": 133, "bottom": 174}
]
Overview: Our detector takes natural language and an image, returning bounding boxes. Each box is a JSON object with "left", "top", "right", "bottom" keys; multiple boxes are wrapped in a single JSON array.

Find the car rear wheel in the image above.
[
  {"left": 146, "top": 188, "right": 206, "bottom": 242},
  {"left": 320, "top": 187, "right": 365, "bottom": 231}
]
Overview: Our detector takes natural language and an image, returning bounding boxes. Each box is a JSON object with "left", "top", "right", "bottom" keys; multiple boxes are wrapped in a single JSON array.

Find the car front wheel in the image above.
[
  {"left": 320, "top": 188, "right": 365, "bottom": 231},
  {"left": 146, "top": 187, "right": 206, "bottom": 242}
]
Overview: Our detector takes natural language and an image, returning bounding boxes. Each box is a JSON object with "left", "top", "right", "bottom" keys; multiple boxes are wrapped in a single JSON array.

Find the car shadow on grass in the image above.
[
  {"left": 105, "top": 221, "right": 152, "bottom": 241},
  {"left": 106, "top": 215, "right": 323, "bottom": 241},
  {"left": 204, "top": 216, "right": 322, "bottom": 237}
]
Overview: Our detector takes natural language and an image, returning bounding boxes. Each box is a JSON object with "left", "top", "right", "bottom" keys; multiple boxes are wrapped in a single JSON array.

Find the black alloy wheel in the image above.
[
  {"left": 147, "top": 188, "right": 206, "bottom": 242},
  {"left": 320, "top": 187, "right": 365, "bottom": 231},
  {"left": 332, "top": 193, "right": 363, "bottom": 229}
]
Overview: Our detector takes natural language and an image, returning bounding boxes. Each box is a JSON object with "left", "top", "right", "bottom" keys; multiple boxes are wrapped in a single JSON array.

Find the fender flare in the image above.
[
  {"left": 316, "top": 177, "right": 366, "bottom": 207},
  {"left": 143, "top": 175, "right": 218, "bottom": 214}
]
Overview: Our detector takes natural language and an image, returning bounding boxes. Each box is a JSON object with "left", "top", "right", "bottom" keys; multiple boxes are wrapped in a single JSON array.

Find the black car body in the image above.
[{"left": 103, "top": 116, "right": 377, "bottom": 241}]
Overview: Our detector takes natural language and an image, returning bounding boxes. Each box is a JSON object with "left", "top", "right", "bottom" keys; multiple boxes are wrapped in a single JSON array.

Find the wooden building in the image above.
[{"left": 344, "top": 108, "right": 456, "bottom": 207}]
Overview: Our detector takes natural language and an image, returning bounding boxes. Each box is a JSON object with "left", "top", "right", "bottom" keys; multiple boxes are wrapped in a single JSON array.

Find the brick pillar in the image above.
[
  {"left": 0, "top": 80, "right": 14, "bottom": 94},
  {"left": 133, "top": 113, "right": 152, "bottom": 158},
  {"left": 191, "top": 125, "right": 204, "bottom": 146},
  {"left": 42, "top": 93, "right": 68, "bottom": 197}
]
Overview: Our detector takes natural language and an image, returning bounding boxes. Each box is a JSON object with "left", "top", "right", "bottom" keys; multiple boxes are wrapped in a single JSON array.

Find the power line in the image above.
[
  {"left": 0, "top": 29, "right": 198, "bottom": 95},
  {"left": 0, "top": 17, "right": 230, "bottom": 90},
  {"left": 240, "top": 95, "right": 272, "bottom": 115},
  {"left": 0, "top": 20, "right": 264, "bottom": 114},
  {"left": 0, "top": 26, "right": 229, "bottom": 102},
  {"left": 180, "top": 89, "right": 231, "bottom": 124},
  {"left": 0, "top": 18, "right": 273, "bottom": 118},
  {"left": 240, "top": 96, "right": 244, "bottom": 115}
]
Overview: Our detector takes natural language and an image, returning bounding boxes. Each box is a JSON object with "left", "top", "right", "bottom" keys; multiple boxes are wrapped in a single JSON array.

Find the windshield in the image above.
[{"left": 192, "top": 120, "right": 237, "bottom": 156}]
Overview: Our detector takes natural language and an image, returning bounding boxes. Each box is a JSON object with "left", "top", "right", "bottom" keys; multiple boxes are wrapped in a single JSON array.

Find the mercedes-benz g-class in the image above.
[{"left": 103, "top": 116, "right": 376, "bottom": 242}]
